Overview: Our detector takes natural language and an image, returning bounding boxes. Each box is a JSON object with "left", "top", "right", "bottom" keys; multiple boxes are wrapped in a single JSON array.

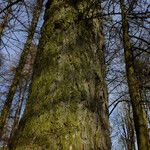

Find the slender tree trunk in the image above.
[
  {"left": 0, "top": 0, "right": 42, "bottom": 140},
  {"left": 10, "top": 0, "right": 111, "bottom": 149},
  {"left": 8, "top": 80, "right": 27, "bottom": 145},
  {"left": 120, "top": 0, "right": 149, "bottom": 149},
  {"left": 125, "top": 105, "right": 136, "bottom": 150}
]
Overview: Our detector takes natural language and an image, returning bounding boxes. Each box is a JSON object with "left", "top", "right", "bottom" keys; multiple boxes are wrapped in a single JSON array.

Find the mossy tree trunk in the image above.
[
  {"left": 0, "top": 0, "right": 43, "bottom": 140},
  {"left": 120, "top": 0, "right": 150, "bottom": 149},
  {"left": 10, "top": 0, "right": 111, "bottom": 149}
]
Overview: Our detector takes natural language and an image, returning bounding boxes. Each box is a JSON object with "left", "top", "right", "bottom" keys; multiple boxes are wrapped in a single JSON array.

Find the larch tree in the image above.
[
  {"left": 10, "top": 0, "right": 111, "bottom": 149},
  {"left": 8, "top": 43, "right": 37, "bottom": 145},
  {"left": 120, "top": 0, "right": 150, "bottom": 149},
  {"left": 120, "top": 103, "right": 136, "bottom": 150},
  {"left": 0, "top": 0, "right": 43, "bottom": 140}
]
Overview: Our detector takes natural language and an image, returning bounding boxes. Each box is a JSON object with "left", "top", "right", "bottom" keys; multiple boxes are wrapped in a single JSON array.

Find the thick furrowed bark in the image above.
[{"left": 10, "top": 0, "right": 111, "bottom": 149}]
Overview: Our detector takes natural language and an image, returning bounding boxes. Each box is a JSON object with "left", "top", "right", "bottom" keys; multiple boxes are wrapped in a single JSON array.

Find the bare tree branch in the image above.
[{"left": 0, "top": 0, "right": 23, "bottom": 14}]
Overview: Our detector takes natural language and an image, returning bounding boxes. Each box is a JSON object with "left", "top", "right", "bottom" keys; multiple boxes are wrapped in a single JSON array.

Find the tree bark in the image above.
[
  {"left": 10, "top": 0, "right": 111, "bottom": 149},
  {"left": 0, "top": 0, "right": 42, "bottom": 140},
  {"left": 120, "top": 0, "right": 150, "bottom": 149}
]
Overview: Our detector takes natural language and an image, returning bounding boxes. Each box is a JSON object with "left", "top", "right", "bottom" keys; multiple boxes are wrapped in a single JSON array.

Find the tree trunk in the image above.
[
  {"left": 8, "top": 80, "right": 27, "bottom": 145},
  {"left": 0, "top": 0, "right": 42, "bottom": 140},
  {"left": 10, "top": 0, "right": 111, "bottom": 149},
  {"left": 124, "top": 104, "right": 136, "bottom": 150},
  {"left": 120, "top": 0, "right": 150, "bottom": 149}
]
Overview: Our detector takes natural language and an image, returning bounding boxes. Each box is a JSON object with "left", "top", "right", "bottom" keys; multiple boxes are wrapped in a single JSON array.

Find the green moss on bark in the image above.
[{"left": 11, "top": 0, "right": 111, "bottom": 149}]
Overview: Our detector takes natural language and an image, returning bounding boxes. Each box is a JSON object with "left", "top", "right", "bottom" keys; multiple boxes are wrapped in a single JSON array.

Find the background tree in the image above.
[
  {"left": 120, "top": 0, "right": 149, "bottom": 149},
  {"left": 0, "top": 0, "right": 42, "bottom": 140}
]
